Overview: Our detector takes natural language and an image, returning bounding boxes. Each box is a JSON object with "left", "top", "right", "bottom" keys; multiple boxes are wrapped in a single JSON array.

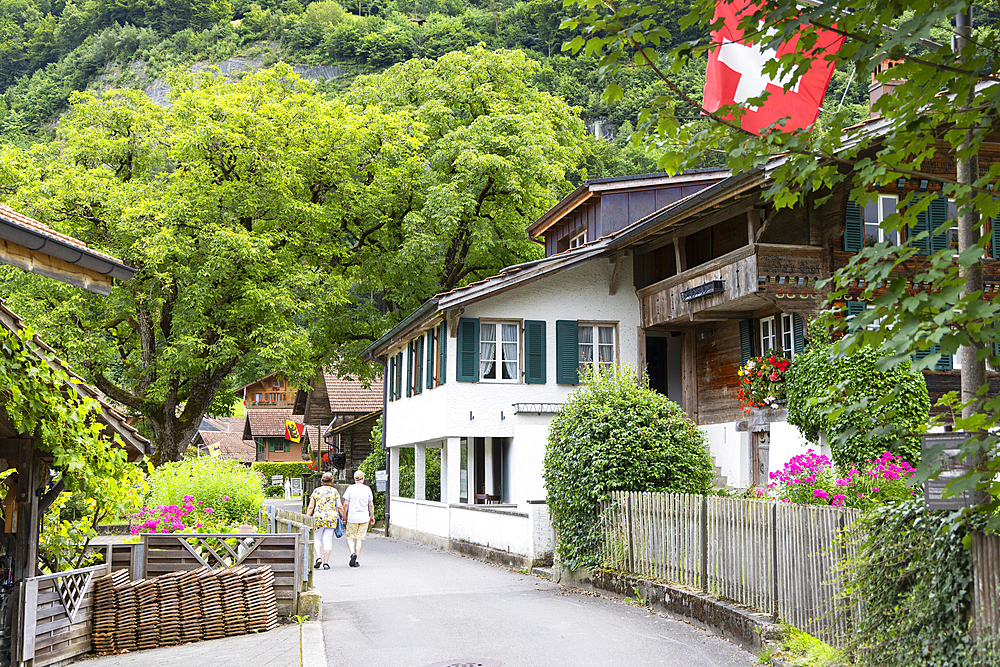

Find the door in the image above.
[{"left": 645, "top": 332, "right": 684, "bottom": 408}]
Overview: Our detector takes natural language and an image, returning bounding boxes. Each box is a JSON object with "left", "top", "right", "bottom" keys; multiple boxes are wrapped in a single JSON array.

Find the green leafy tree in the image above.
[
  {"left": 562, "top": 0, "right": 1000, "bottom": 525},
  {"left": 1, "top": 65, "right": 423, "bottom": 463},
  {"left": 544, "top": 369, "right": 714, "bottom": 569},
  {"left": 785, "top": 326, "right": 929, "bottom": 466}
]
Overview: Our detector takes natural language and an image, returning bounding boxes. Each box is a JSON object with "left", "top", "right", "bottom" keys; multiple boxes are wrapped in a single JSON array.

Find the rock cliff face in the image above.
[{"left": 139, "top": 55, "right": 344, "bottom": 106}]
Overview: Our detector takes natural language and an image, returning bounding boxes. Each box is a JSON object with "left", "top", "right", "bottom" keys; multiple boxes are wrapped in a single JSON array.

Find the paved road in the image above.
[
  {"left": 313, "top": 535, "right": 756, "bottom": 667},
  {"left": 264, "top": 498, "right": 305, "bottom": 512}
]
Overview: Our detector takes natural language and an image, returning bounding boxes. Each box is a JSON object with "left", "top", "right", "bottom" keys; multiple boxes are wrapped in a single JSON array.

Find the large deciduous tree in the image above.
[
  {"left": 0, "top": 47, "right": 587, "bottom": 463},
  {"left": 562, "top": 0, "right": 1000, "bottom": 523}
]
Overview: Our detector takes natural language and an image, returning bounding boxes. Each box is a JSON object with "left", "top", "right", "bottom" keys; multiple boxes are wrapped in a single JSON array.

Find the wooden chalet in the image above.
[
  {"left": 192, "top": 417, "right": 255, "bottom": 464},
  {"left": 292, "top": 371, "right": 382, "bottom": 475},
  {"left": 235, "top": 372, "right": 298, "bottom": 410},
  {"left": 243, "top": 410, "right": 318, "bottom": 463}
]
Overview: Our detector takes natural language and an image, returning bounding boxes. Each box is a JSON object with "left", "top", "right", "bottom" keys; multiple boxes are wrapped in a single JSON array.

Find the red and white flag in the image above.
[{"left": 703, "top": 0, "right": 844, "bottom": 135}]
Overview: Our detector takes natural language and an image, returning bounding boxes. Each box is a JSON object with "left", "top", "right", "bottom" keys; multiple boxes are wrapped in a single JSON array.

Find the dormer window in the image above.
[{"left": 568, "top": 231, "right": 587, "bottom": 249}]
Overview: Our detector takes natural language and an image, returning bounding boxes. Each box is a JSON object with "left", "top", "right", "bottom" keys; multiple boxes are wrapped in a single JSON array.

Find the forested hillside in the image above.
[{"left": 0, "top": 0, "right": 869, "bottom": 165}]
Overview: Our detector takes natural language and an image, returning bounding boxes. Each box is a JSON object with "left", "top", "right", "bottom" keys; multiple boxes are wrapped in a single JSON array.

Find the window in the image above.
[
  {"left": 272, "top": 379, "right": 282, "bottom": 389},
  {"left": 568, "top": 231, "right": 586, "bottom": 249},
  {"left": 759, "top": 316, "right": 777, "bottom": 355},
  {"left": 863, "top": 195, "right": 899, "bottom": 246},
  {"left": 578, "top": 324, "right": 615, "bottom": 374},
  {"left": 254, "top": 393, "right": 263, "bottom": 402},
  {"left": 480, "top": 322, "right": 519, "bottom": 381},
  {"left": 780, "top": 313, "right": 795, "bottom": 357},
  {"left": 268, "top": 392, "right": 281, "bottom": 402}
]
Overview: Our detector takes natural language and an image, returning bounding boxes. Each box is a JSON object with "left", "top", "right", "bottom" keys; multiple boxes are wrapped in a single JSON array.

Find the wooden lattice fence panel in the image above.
[{"left": 143, "top": 534, "right": 298, "bottom": 614}]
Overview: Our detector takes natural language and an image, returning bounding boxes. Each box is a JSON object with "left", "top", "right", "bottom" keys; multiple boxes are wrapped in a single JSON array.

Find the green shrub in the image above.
[
  {"left": 251, "top": 461, "right": 312, "bottom": 481},
  {"left": 842, "top": 501, "right": 988, "bottom": 666},
  {"left": 147, "top": 458, "right": 264, "bottom": 526},
  {"left": 544, "top": 368, "right": 715, "bottom": 569},
  {"left": 785, "top": 326, "right": 929, "bottom": 466},
  {"left": 264, "top": 484, "right": 285, "bottom": 498}
]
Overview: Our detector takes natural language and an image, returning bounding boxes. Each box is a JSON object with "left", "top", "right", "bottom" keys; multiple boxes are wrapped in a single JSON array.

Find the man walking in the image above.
[{"left": 341, "top": 470, "right": 375, "bottom": 567}]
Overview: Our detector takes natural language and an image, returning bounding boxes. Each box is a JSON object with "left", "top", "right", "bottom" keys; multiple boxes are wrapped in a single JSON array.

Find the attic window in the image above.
[{"left": 568, "top": 231, "right": 587, "bottom": 249}]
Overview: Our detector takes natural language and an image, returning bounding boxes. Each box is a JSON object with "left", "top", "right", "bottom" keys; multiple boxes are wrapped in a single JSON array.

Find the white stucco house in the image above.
[{"left": 363, "top": 242, "right": 642, "bottom": 566}]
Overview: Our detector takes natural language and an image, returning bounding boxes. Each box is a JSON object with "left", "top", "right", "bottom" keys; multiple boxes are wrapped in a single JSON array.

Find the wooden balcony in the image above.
[{"left": 638, "top": 243, "right": 825, "bottom": 327}]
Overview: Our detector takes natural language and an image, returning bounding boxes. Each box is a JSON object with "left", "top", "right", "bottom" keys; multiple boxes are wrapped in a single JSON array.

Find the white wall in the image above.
[
  {"left": 701, "top": 419, "right": 814, "bottom": 488},
  {"left": 383, "top": 256, "right": 642, "bottom": 508}
]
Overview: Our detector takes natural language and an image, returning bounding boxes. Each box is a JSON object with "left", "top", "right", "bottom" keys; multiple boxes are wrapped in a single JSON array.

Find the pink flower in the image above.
[
  {"left": 204, "top": 507, "right": 214, "bottom": 514},
  {"left": 872, "top": 487, "right": 880, "bottom": 493},
  {"left": 813, "top": 489, "right": 829, "bottom": 500}
]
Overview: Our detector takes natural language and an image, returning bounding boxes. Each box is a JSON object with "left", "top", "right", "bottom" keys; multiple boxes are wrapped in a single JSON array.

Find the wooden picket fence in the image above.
[
  {"left": 600, "top": 491, "right": 861, "bottom": 647},
  {"left": 972, "top": 532, "right": 1000, "bottom": 639}
]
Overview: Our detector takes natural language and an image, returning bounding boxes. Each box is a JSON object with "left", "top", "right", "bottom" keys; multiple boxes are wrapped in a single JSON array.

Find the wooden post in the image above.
[
  {"left": 13, "top": 442, "right": 40, "bottom": 582},
  {"left": 747, "top": 209, "right": 761, "bottom": 245},
  {"left": 700, "top": 495, "right": 708, "bottom": 592},
  {"left": 673, "top": 238, "right": 687, "bottom": 273},
  {"left": 17, "top": 577, "right": 38, "bottom": 663}
]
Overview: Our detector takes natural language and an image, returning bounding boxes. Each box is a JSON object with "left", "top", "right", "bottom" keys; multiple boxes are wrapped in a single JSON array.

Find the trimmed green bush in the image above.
[
  {"left": 264, "top": 484, "right": 285, "bottom": 498},
  {"left": 251, "top": 461, "right": 312, "bottom": 481},
  {"left": 785, "top": 326, "right": 929, "bottom": 466},
  {"left": 147, "top": 458, "right": 264, "bottom": 526},
  {"left": 544, "top": 368, "right": 715, "bottom": 569}
]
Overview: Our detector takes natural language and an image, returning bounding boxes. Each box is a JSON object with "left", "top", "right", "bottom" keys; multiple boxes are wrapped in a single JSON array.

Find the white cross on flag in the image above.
[{"left": 703, "top": 0, "right": 844, "bottom": 135}]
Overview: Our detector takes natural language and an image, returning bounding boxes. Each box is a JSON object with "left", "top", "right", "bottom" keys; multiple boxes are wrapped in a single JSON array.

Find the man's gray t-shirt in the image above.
[{"left": 343, "top": 483, "right": 373, "bottom": 524}]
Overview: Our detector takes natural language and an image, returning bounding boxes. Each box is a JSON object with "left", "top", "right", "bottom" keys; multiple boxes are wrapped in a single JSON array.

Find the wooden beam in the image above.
[
  {"left": 747, "top": 208, "right": 761, "bottom": 245},
  {"left": 608, "top": 251, "right": 626, "bottom": 296},
  {"left": 448, "top": 309, "right": 463, "bottom": 338},
  {"left": 14, "top": 440, "right": 40, "bottom": 581},
  {"left": 681, "top": 331, "right": 698, "bottom": 422},
  {"left": 0, "top": 437, "right": 34, "bottom": 460},
  {"left": 636, "top": 197, "right": 761, "bottom": 255},
  {"left": 674, "top": 238, "right": 687, "bottom": 273}
]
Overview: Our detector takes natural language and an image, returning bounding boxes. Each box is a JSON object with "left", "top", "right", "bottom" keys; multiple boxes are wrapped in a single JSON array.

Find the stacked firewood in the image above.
[{"left": 91, "top": 565, "right": 278, "bottom": 655}]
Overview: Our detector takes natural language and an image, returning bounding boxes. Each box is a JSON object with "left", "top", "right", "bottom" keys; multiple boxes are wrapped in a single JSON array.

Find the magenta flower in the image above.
[{"left": 813, "top": 489, "right": 829, "bottom": 500}]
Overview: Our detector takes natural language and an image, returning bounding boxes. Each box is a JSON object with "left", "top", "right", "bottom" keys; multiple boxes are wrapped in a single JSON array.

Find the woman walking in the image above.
[{"left": 306, "top": 472, "right": 342, "bottom": 569}]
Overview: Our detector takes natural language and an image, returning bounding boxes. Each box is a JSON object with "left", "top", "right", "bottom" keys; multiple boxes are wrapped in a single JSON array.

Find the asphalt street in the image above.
[{"left": 313, "top": 534, "right": 757, "bottom": 667}]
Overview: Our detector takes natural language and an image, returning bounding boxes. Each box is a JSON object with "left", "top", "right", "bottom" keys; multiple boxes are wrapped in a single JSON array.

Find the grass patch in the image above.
[{"left": 775, "top": 623, "right": 845, "bottom": 666}]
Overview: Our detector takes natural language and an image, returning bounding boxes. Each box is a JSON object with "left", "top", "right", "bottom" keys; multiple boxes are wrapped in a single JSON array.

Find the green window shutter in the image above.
[
  {"left": 844, "top": 200, "right": 864, "bottom": 252},
  {"left": 388, "top": 356, "right": 395, "bottom": 402},
  {"left": 415, "top": 335, "right": 424, "bottom": 395},
  {"left": 792, "top": 313, "right": 806, "bottom": 355},
  {"left": 555, "top": 320, "right": 579, "bottom": 385},
  {"left": 406, "top": 342, "right": 413, "bottom": 397},
  {"left": 846, "top": 301, "right": 866, "bottom": 331},
  {"left": 929, "top": 195, "right": 950, "bottom": 252},
  {"left": 909, "top": 205, "right": 930, "bottom": 254},
  {"left": 738, "top": 319, "right": 754, "bottom": 364},
  {"left": 426, "top": 330, "right": 435, "bottom": 390},
  {"left": 438, "top": 322, "right": 447, "bottom": 385},
  {"left": 935, "top": 344, "right": 953, "bottom": 371},
  {"left": 395, "top": 352, "right": 402, "bottom": 399},
  {"left": 285, "top": 441, "right": 290, "bottom": 452},
  {"left": 456, "top": 318, "right": 479, "bottom": 382},
  {"left": 524, "top": 320, "right": 546, "bottom": 384},
  {"left": 993, "top": 219, "right": 1000, "bottom": 260}
]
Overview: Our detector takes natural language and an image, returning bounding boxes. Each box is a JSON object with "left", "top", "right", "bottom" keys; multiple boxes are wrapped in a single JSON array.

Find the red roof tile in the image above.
[
  {"left": 322, "top": 374, "right": 382, "bottom": 413},
  {"left": 0, "top": 203, "right": 125, "bottom": 265},
  {"left": 246, "top": 409, "right": 302, "bottom": 437}
]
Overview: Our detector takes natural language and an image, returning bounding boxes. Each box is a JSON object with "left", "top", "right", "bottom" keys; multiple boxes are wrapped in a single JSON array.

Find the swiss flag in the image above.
[{"left": 703, "top": 0, "right": 844, "bottom": 135}]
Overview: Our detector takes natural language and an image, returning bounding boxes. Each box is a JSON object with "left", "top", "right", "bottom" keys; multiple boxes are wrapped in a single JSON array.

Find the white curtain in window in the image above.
[
  {"left": 480, "top": 323, "right": 496, "bottom": 379},
  {"left": 598, "top": 326, "right": 614, "bottom": 368},
  {"left": 501, "top": 324, "right": 518, "bottom": 380},
  {"left": 578, "top": 325, "right": 593, "bottom": 367}
]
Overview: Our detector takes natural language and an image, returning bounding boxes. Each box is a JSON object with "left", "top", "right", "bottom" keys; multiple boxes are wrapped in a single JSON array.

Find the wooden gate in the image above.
[{"left": 15, "top": 562, "right": 107, "bottom": 667}]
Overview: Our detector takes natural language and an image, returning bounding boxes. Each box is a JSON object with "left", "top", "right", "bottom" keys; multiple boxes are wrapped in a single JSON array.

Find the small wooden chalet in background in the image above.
[
  {"left": 0, "top": 204, "right": 145, "bottom": 590},
  {"left": 292, "top": 371, "right": 382, "bottom": 476},
  {"left": 243, "top": 410, "right": 318, "bottom": 463},
  {"left": 192, "top": 417, "right": 255, "bottom": 464},
  {"left": 235, "top": 372, "right": 298, "bottom": 409}
]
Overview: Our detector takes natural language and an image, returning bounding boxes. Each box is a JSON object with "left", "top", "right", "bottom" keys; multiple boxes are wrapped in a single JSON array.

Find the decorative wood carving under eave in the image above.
[{"left": 0, "top": 238, "right": 115, "bottom": 296}]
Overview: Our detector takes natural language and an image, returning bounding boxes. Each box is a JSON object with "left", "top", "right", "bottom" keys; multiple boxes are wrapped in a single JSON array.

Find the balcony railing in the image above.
[{"left": 637, "top": 243, "right": 824, "bottom": 327}]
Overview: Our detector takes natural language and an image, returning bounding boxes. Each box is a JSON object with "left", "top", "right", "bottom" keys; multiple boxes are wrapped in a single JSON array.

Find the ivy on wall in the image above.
[
  {"left": 842, "top": 501, "right": 992, "bottom": 666},
  {"left": 785, "top": 326, "right": 929, "bottom": 466},
  {"left": 0, "top": 327, "right": 145, "bottom": 572}
]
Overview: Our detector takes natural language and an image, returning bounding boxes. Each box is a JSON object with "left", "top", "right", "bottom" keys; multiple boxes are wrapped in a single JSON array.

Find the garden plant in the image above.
[
  {"left": 544, "top": 367, "right": 715, "bottom": 569},
  {"left": 767, "top": 449, "right": 919, "bottom": 509},
  {"left": 145, "top": 457, "right": 264, "bottom": 528},
  {"left": 736, "top": 354, "right": 790, "bottom": 412}
]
